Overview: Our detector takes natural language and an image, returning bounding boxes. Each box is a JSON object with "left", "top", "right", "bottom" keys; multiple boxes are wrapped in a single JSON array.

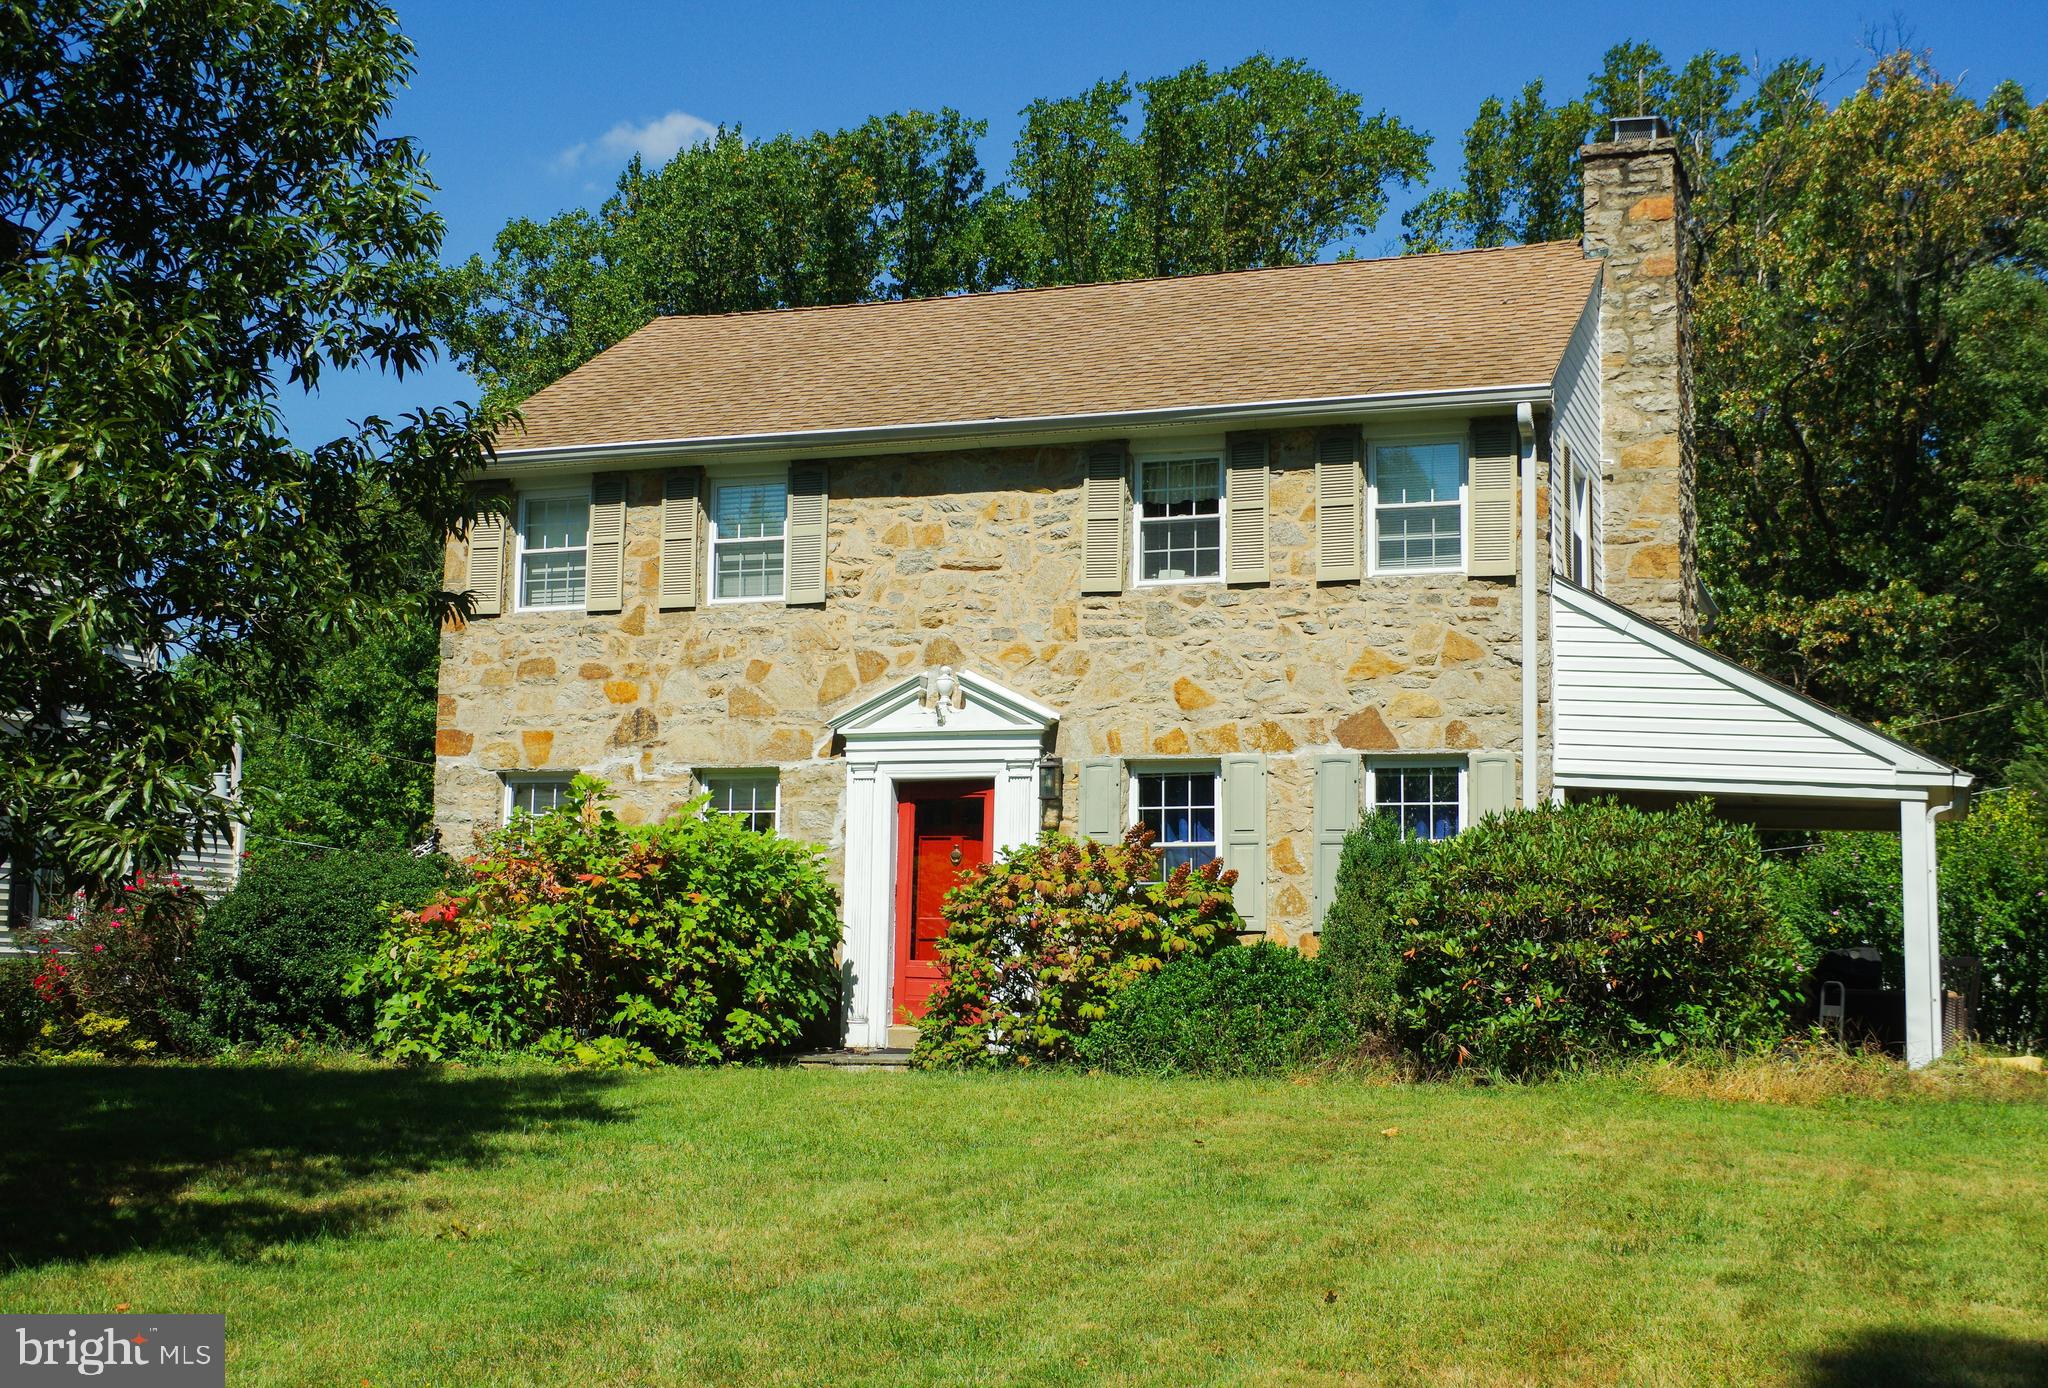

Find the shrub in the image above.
[
  {"left": 1319, "top": 812, "right": 1432, "bottom": 1039},
  {"left": 1077, "top": 942, "right": 1350, "bottom": 1077},
  {"left": 913, "top": 826, "right": 1242, "bottom": 1070},
  {"left": 353, "top": 777, "right": 840, "bottom": 1065},
  {"left": 0, "top": 956, "right": 48, "bottom": 1057},
  {"left": 25, "top": 876, "right": 209, "bottom": 1057},
  {"left": 194, "top": 846, "right": 452, "bottom": 1045},
  {"left": 1392, "top": 800, "right": 1804, "bottom": 1074},
  {"left": 1774, "top": 789, "right": 2048, "bottom": 1050}
]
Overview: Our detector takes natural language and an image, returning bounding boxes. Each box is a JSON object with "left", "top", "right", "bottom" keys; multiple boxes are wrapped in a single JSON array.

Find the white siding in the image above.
[
  {"left": 1550, "top": 285, "right": 1603, "bottom": 586},
  {"left": 1552, "top": 582, "right": 1960, "bottom": 798}
]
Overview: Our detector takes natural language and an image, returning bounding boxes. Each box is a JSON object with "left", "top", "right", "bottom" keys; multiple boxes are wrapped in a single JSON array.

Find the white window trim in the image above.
[
  {"left": 697, "top": 769, "right": 781, "bottom": 832},
  {"left": 502, "top": 773, "right": 575, "bottom": 822},
  {"left": 1365, "top": 756, "right": 1469, "bottom": 840},
  {"left": 1366, "top": 434, "right": 1468, "bottom": 578},
  {"left": 707, "top": 469, "right": 789, "bottom": 606},
  {"left": 1127, "top": 761, "right": 1223, "bottom": 869},
  {"left": 1130, "top": 450, "right": 1226, "bottom": 589},
  {"left": 512, "top": 484, "right": 591, "bottom": 613},
  {"left": 1569, "top": 459, "right": 1594, "bottom": 588}
]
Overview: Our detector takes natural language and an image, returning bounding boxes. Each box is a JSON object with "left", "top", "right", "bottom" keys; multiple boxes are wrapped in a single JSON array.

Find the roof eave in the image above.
[{"left": 488, "top": 380, "right": 1557, "bottom": 471}]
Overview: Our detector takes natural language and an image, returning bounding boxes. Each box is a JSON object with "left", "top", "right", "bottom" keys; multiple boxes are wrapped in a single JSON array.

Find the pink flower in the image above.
[{"left": 92, "top": 944, "right": 104, "bottom": 953}]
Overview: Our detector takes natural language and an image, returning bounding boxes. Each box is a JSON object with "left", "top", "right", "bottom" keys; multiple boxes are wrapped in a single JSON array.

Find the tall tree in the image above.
[{"left": 0, "top": 0, "right": 501, "bottom": 882}]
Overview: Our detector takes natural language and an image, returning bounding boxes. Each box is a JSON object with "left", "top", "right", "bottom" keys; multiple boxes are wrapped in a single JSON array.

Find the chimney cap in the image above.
[{"left": 1605, "top": 114, "right": 1672, "bottom": 143}]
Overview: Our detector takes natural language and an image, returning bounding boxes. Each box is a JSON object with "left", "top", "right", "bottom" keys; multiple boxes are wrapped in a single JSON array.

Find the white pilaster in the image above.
[{"left": 1900, "top": 796, "right": 1943, "bottom": 1069}]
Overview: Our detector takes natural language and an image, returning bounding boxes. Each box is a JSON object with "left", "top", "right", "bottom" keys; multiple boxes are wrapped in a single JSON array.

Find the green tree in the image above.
[{"left": 0, "top": 0, "right": 501, "bottom": 883}]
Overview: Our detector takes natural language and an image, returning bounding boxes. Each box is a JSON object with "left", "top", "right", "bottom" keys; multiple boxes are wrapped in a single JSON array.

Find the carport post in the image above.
[{"left": 1899, "top": 796, "right": 1943, "bottom": 1069}]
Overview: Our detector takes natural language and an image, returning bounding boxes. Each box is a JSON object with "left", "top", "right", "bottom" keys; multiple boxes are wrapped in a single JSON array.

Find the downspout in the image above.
[{"left": 1517, "top": 401, "right": 1539, "bottom": 809}]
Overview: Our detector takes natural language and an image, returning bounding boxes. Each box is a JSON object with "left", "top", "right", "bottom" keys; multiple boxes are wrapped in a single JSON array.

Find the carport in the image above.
[{"left": 1550, "top": 581, "right": 1973, "bottom": 1067}]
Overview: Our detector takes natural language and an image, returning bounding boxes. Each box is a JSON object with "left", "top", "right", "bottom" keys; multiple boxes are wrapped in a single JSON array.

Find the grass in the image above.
[{"left": 2, "top": 1061, "right": 2046, "bottom": 1387}]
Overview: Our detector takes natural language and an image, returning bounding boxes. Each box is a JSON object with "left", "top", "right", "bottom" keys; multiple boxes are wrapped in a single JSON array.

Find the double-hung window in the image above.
[
  {"left": 1370, "top": 439, "right": 1465, "bottom": 573},
  {"left": 1134, "top": 452, "right": 1223, "bottom": 584},
  {"left": 1133, "top": 769, "right": 1219, "bottom": 874},
  {"left": 504, "top": 775, "right": 573, "bottom": 820},
  {"left": 702, "top": 773, "right": 778, "bottom": 832},
  {"left": 1368, "top": 760, "right": 1465, "bottom": 841},
  {"left": 710, "top": 477, "right": 788, "bottom": 602},
  {"left": 516, "top": 490, "right": 589, "bottom": 610},
  {"left": 1567, "top": 448, "right": 1596, "bottom": 588}
]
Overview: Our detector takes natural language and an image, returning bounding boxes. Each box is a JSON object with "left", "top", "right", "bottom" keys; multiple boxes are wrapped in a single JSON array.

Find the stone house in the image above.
[{"left": 435, "top": 119, "right": 1972, "bottom": 1063}]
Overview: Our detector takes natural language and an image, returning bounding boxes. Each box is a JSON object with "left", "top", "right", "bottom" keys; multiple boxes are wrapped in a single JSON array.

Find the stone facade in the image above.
[
  {"left": 436, "top": 424, "right": 1549, "bottom": 945},
  {"left": 1581, "top": 133, "right": 1697, "bottom": 636}
]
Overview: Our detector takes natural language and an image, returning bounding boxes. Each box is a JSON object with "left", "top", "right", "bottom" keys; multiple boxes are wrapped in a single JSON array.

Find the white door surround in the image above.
[{"left": 829, "top": 668, "right": 1057, "bottom": 1049}]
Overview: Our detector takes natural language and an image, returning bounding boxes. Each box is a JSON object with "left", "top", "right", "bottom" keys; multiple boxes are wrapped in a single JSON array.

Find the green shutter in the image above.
[
  {"left": 1470, "top": 751, "right": 1515, "bottom": 820},
  {"left": 586, "top": 473, "right": 626, "bottom": 614},
  {"left": 1079, "top": 758, "right": 1123, "bottom": 841},
  {"left": 1219, "top": 754, "right": 1267, "bottom": 934},
  {"left": 1223, "top": 436, "right": 1270, "bottom": 584},
  {"left": 465, "top": 499, "right": 507, "bottom": 618},
  {"left": 785, "top": 462, "right": 828, "bottom": 605},
  {"left": 660, "top": 468, "right": 702, "bottom": 610},
  {"left": 1080, "top": 444, "right": 1128, "bottom": 594},
  {"left": 1467, "top": 418, "right": 1517, "bottom": 578},
  {"left": 1315, "top": 431, "right": 1362, "bottom": 581},
  {"left": 1311, "top": 753, "right": 1362, "bottom": 930}
]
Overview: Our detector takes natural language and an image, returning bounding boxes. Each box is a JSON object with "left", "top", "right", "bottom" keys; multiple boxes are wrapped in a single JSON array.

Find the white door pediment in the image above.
[{"left": 829, "top": 667, "right": 1058, "bottom": 743}]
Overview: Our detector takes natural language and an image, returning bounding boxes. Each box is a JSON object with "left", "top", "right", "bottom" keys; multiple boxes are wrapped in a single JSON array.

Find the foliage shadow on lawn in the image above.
[
  {"left": 0, "top": 1065, "right": 620, "bottom": 1269},
  {"left": 1803, "top": 1326, "right": 2048, "bottom": 1388}
]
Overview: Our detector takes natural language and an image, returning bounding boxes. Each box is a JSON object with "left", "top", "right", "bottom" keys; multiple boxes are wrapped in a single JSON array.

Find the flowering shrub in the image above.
[
  {"left": 1392, "top": 800, "right": 1804, "bottom": 1074},
  {"left": 26, "top": 875, "right": 208, "bottom": 1057},
  {"left": 913, "top": 826, "right": 1243, "bottom": 1069},
  {"left": 352, "top": 777, "right": 840, "bottom": 1065}
]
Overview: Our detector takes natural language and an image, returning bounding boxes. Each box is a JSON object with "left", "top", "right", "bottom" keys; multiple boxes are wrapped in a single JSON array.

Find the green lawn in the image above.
[{"left": 2, "top": 1064, "right": 2045, "bottom": 1387}]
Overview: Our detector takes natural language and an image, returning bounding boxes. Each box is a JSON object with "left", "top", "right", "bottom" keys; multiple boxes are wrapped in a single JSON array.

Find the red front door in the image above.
[{"left": 893, "top": 780, "right": 995, "bottom": 1023}]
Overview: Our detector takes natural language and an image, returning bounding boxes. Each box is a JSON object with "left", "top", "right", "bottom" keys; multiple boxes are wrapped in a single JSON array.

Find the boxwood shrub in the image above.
[
  {"left": 1077, "top": 941, "right": 1351, "bottom": 1077},
  {"left": 195, "top": 847, "right": 453, "bottom": 1046},
  {"left": 1392, "top": 799, "right": 1804, "bottom": 1074},
  {"left": 1319, "top": 812, "right": 1432, "bottom": 1040}
]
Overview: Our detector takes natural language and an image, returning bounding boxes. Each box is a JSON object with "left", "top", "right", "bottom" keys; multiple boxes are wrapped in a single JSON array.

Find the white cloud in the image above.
[{"left": 553, "top": 110, "right": 717, "bottom": 174}]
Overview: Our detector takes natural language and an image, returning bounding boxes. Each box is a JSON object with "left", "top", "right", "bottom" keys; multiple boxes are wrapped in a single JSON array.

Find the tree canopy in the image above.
[{"left": 0, "top": 0, "right": 502, "bottom": 880}]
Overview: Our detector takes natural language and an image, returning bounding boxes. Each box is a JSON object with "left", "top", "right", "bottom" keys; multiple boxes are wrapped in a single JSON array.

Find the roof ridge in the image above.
[{"left": 636, "top": 239, "right": 1590, "bottom": 331}]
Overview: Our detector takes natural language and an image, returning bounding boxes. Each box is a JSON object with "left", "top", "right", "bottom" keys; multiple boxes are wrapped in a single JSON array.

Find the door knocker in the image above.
[{"left": 949, "top": 846, "right": 963, "bottom": 866}]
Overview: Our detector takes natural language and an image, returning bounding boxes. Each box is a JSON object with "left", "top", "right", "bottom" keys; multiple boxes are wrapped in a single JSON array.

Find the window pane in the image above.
[
  {"left": 522, "top": 496, "right": 588, "bottom": 551},
  {"left": 1139, "top": 458, "right": 1221, "bottom": 514},
  {"left": 1137, "top": 772, "right": 1218, "bottom": 873},
  {"left": 715, "top": 481, "right": 788, "bottom": 541},
  {"left": 510, "top": 779, "right": 572, "bottom": 817},
  {"left": 1140, "top": 516, "right": 1221, "bottom": 581},
  {"left": 1376, "top": 444, "right": 1460, "bottom": 504},
  {"left": 715, "top": 538, "right": 785, "bottom": 599},
  {"left": 1376, "top": 503, "right": 1462, "bottom": 571},
  {"left": 705, "top": 776, "right": 778, "bottom": 832},
  {"left": 521, "top": 551, "right": 586, "bottom": 607},
  {"left": 1372, "top": 765, "right": 1461, "bottom": 841}
]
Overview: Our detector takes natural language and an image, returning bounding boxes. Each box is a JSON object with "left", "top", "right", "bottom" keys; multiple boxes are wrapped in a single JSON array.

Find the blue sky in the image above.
[{"left": 288, "top": 0, "right": 2048, "bottom": 446}]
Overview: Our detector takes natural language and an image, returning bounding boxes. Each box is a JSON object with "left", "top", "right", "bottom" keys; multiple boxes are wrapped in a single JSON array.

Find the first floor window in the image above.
[
  {"left": 703, "top": 773, "right": 778, "bottom": 832},
  {"left": 1369, "top": 761, "right": 1463, "bottom": 841},
  {"left": 1134, "top": 769, "right": 1218, "bottom": 874},
  {"left": 1135, "top": 454, "right": 1222, "bottom": 583},
  {"left": 505, "top": 775, "right": 573, "bottom": 819},
  {"left": 711, "top": 477, "right": 788, "bottom": 601},
  {"left": 1372, "top": 440, "right": 1464, "bottom": 572},
  {"left": 517, "top": 490, "right": 589, "bottom": 609}
]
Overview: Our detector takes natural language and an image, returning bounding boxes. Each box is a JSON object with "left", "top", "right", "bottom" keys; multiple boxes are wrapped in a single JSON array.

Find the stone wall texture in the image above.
[
  {"left": 1581, "top": 135, "right": 1697, "bottom": 635},
  {"left": 437, "top": 424, "right": 1551, "bottom": 944}
]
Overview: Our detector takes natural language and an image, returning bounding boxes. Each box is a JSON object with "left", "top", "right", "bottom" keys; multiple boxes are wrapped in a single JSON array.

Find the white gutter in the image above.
[
  {"left": 1517, "top": 400, "right": 1540, "bottom": 809},
  {"left": 489, "top": 381, "right": 1556, "bottom": 470}
]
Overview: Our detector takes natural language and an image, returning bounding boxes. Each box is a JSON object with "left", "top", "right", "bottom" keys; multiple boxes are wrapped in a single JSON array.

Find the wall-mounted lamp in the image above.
[{"left": 1037, "top": 756, "right": 1063, "bottom": 802}]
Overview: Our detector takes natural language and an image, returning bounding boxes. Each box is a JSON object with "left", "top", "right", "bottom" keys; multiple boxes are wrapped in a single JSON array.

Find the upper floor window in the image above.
[
  {"left": 1369, "top": 760, "right": 1464, "bottom": 841},
  {"left": 517, "top": 491, "right": 589, "bottom": 610},
  {"left": 505, "top": 774, "right": 573, "bottom": 820},
  {"left": 1134, "top": 453, "right": 1222, "bottom": 584},
  {"left": 1369, "top": 439, "right": 1465, "bottom": 574},
  {"left": 703, "top": 772, "right": 778, "bottom": 832},
  {"left": 711, "top": 477, "right": 788, "bottom": 602},
  {"left": 1133, "top": 768, "right": 1219, "bottom": 874}
]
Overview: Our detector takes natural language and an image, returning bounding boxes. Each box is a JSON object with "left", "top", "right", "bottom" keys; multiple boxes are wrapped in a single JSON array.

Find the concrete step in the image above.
[{"left": 794, "top": 1048, "right": 913, "bottom": 1071}]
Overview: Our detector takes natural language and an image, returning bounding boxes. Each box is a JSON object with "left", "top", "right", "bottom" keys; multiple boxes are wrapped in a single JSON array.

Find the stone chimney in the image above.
[{"left": 1580, "top": 115, "right": 1696, "bottom": 635}]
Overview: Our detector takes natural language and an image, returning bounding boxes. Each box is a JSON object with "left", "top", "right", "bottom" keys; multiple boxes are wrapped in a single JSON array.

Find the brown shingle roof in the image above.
[{"left": 500, "top": 241, "right": 1600, "bottom": 454}]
